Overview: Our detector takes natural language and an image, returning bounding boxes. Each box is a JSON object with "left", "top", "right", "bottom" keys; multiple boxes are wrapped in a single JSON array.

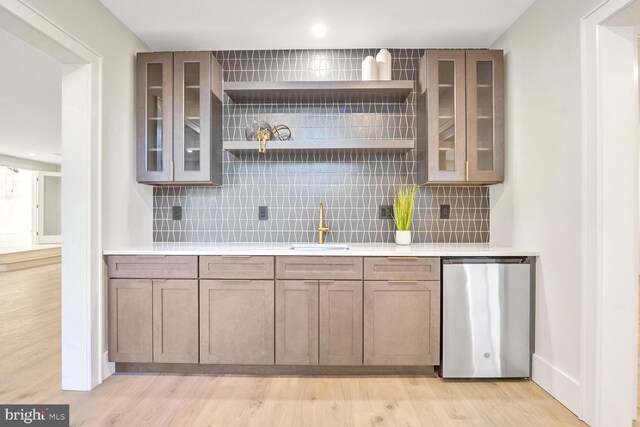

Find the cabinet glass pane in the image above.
[
  {"left": 476, "top": 61, "right": 495, "bottom": 171},
  {"left": 183, "top": 62, "right": 200, "bottom": 172},
  {"left": 146, "top": 63, "right": 163, "bottom": 172},
  {"left": 438, "top": 61, "right": 456, "bottom": 172}
]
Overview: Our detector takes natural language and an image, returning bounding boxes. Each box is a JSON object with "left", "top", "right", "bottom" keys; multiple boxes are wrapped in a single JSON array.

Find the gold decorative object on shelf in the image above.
[
  {"left": 255, "top": 127, "right": 271, "bottom": 153},
  {"left": 244, "top": 121, "right": 292, "bottom": 153}
]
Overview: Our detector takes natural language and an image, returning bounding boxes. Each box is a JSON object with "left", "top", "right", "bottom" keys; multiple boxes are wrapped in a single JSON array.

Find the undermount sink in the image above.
[{"left": 289, "top": 244, "right": 350, "bottom": 251}]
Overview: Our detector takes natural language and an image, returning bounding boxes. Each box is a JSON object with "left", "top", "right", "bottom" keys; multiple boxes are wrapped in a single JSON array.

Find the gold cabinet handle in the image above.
[
  {"left": 465, "top": 160, "right": 469, "bottom": 181},
  {"left": 387, "top": 256, "right": 418, "bottom": 260}
]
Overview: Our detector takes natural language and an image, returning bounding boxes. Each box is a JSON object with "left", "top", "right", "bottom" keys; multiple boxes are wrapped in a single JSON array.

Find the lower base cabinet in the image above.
[
  {"left": 200, "top": 280, "right": 275, "bottom": 364},
  {"left": 107, "top": 256, "right": 442, "bottom": 369},
  {"left": 275, "top": 280, "right": 364, "bottom": 366},
  {"left": 364, "top": 280, "right": 441, "bottom": 365},
  {"left": 319, "top": 280, "right": 363, "bottom": 365},
  {"left": 275, "top": 280, "right": 319, "bottom": 365},
  {"left": 108, "top": 279, "right": 153, "bottom": 363},
  {"left": 108, "top": 279, "right": 199, "bottom": 363},
  {"left": 153, "top": 280, "right": 199, "bottom": 363}
]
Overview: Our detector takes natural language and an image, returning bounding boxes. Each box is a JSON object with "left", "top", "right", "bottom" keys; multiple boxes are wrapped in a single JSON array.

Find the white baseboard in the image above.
[
  {"left": 532, "top": 354, "right": 581, "bottom": 417},
  {"left": 102, "top": 351, "right": 115, "bottom": 380}
]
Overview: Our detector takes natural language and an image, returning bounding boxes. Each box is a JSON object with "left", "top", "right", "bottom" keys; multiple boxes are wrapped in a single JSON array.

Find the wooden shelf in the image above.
[
  {"left": 224, "top": 139, "right": 414, "bottom": 154},
  {"left": 224, "top": 80, "right": 413, "bottom": 104}
]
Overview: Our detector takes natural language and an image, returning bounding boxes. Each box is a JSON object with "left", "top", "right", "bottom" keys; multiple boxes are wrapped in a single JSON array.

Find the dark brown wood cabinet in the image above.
[
  {"left": 136, "top": 51, "right": 223, "bottom": 185},
  {"left": 417, "top": 49, "right": 504, "bottom": 185}
]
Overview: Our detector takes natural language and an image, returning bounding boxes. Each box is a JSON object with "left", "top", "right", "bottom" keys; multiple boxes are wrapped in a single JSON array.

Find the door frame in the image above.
[
  {"left": 581, "top": 0, "right": 640, "bottom": 425},
  {"left": 0, "top": 0, "right": 104, "bottom": 390}
]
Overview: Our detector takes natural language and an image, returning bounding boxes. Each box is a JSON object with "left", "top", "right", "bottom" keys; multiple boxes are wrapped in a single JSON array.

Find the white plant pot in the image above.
[{"left": 395, "top": 230, "right": 412, "bottom": 245}]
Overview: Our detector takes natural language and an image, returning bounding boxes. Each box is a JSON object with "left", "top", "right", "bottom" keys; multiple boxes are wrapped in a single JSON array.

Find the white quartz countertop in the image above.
[{"left": 103, "top": 243, "right": 538, "bottom": 257}]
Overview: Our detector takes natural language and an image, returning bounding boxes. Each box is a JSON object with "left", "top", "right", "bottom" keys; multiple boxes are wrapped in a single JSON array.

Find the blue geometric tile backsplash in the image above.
[{"left": 153, "top": 49, "right": 490, "bottom": 243}]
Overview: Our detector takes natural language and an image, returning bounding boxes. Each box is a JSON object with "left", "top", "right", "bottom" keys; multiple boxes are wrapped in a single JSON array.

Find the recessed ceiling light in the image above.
[
  {"left": 28, "top": 152, "right": 36, "bottom": 157},
  {"left": 311, "top": 23, "right": 327, "bottom": 39}
]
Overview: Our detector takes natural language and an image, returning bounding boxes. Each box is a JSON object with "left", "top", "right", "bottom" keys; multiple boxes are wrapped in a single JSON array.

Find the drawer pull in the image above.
[
  {"left": 221, "top": 255, "right": 252, "bottom": 259},
  {"left": 388, "top": 280, "right": 419, "bottom": 285},
  {"left": 386, "top": 256, "right": 418, "bottom": 260}
]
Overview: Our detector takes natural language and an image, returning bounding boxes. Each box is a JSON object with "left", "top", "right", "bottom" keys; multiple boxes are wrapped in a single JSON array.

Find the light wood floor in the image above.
[{"left": 0, "top": 264, "right": 585, "bottom": 426}]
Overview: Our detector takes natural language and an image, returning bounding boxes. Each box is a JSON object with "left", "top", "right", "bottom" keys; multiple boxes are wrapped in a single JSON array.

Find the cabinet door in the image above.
[
  {"left": 108, "top": 279, "right": 153, "bottom": 363},
  {"left": 364, "top": 281, "right": 440, "bottom": 365},
  {"left": 200, "top": 280, "right": 275, "bottom": 365},
  {"left": 275, "top": 280, "right": 319, "bottom": 365},
  {"left": 136, "top": 52, "right": 173, "bottom": 183},
  {"left": 152, "top": 280, "right": 199, "bottom": 363},
  {"left": 319, "top": 281, "right": 363, "bottom": 365},
  {"left": 466, "top": 50, "right": 504, "bottom": 183},
  {"left": 426, "top": 50, "right": 467, "bottom": 182},
  {"left": 174, "top": 52, "right": 223, "bottom": 184}
]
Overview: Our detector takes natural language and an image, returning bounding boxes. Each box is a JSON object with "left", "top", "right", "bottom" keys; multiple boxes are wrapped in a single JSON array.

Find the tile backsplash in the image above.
[{"left": 153, "top": 49, "right": 489, "bottom": 244}]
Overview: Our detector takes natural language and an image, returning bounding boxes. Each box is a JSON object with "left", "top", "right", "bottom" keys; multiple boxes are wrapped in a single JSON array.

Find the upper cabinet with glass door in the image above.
[
  {"left": 465, "top": 50, "right": 504, "bottom": 183},
  {"left": 136, "top": 52, "right": 223, "bottom": 185},
  {"left": 417, "top": 49, "right": 504, "bottom": 185}
]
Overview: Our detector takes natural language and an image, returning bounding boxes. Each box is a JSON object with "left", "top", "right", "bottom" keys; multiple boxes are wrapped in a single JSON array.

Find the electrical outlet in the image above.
[
  {"left": 379, "top": 205, "right": 394, "bottom": 219},
  {"left": 440, "top": 204, "right": 451, "bottom": 220},
  {"left": 258, "top": 206, "right": 268, "bottom": 220},
  {"left": 172, "top": 206, "right": 182, "bottom": 221}
]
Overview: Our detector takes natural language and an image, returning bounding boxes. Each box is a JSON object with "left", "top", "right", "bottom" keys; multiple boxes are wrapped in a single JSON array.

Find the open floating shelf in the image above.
[
  {"left": 224, "top": 139, "right": 415, "bottom": 154},
  {"left": 224, "top": 80, "right": 414, "bottom": 104}
]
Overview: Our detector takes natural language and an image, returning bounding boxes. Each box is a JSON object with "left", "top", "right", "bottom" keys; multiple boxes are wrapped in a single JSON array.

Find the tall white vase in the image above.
[
  {"left": 376, "top": 49, "right": 392, "bottom": 80},
  {"left": 362, "top": 56, "right": 378, "bottom": 81}
]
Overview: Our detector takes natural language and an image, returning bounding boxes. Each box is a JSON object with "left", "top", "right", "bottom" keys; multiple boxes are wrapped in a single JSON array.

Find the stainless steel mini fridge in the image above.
[{"left": 442, "top": 257, "right": 533, "bottom": 379}]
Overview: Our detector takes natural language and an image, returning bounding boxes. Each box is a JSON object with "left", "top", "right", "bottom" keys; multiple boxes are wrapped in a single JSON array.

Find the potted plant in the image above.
[{"left": 393, "top": 185, "right": 417, "bottom": 245}]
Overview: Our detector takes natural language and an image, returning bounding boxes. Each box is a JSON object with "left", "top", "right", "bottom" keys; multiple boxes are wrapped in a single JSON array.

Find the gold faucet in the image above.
[{"left": 317, "top": 202, "right": 330, "bottom": 244}]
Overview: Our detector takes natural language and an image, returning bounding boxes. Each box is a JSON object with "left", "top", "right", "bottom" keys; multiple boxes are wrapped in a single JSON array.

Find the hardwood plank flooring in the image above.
[{"left": 0, "top": 264, "right": 585, "bottom": 426}]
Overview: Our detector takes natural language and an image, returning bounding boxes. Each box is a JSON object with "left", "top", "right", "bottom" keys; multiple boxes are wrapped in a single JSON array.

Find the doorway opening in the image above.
[{"left": 0, "top": 1, "right": 103, "bottom": 391}]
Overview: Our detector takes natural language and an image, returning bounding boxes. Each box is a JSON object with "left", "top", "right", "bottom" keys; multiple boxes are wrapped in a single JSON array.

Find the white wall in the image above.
[
  {"left": 21, "top": 0, "right": 152, "bottom": 248},
  {"left": 490, "top": 0, "right": 601, "bottom": 416},
  {"left": 0, "top": 28, "right": 61, "bottom": 165}
]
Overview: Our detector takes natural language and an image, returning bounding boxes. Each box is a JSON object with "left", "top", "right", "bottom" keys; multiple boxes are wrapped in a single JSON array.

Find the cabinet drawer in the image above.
[
  {"left": 200, "top": 256, "right": 274, "bottom": 279},
  {"left": 107, "top": 256, "right": 198, "bottom": 279},
  {"left": 276, "top": 256, "right": 363, "bottom": 280},
  {"left": 364, "top": 257, "right": 440, "bottom": 281}
]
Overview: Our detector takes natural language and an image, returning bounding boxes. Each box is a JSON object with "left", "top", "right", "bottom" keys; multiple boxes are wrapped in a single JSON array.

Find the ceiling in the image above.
[
  {"left": 99, "top": 0, "right": 535, "bottom": 51},
  {"left": 0, "top": 29, "right": 61, "bottom": 165}
]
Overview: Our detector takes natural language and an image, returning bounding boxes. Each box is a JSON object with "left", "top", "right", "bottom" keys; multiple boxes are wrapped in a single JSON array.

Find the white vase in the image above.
[
  {"left": 362, "top": 56, "right": 378, "bottom": 81},
  {"left": 395, "top": 230, "right": 412, "bottom": 245},
  {"left": 376, "top": 49, "right": 392, "bottom": 80}
]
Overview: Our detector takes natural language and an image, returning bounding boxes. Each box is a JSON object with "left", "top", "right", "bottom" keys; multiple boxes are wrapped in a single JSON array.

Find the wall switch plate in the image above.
[
  {"left": 172, "top": 206, "right": 182, "bottom": 221},
  {"left": 440, "top": 204, "right": 451, "bottom": 220},
  {"left": 379, "top": 205, "right": 394, "bottom": 219},
  {"left": 258, "top": 206, "right": 268, "bottom": 220}
]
